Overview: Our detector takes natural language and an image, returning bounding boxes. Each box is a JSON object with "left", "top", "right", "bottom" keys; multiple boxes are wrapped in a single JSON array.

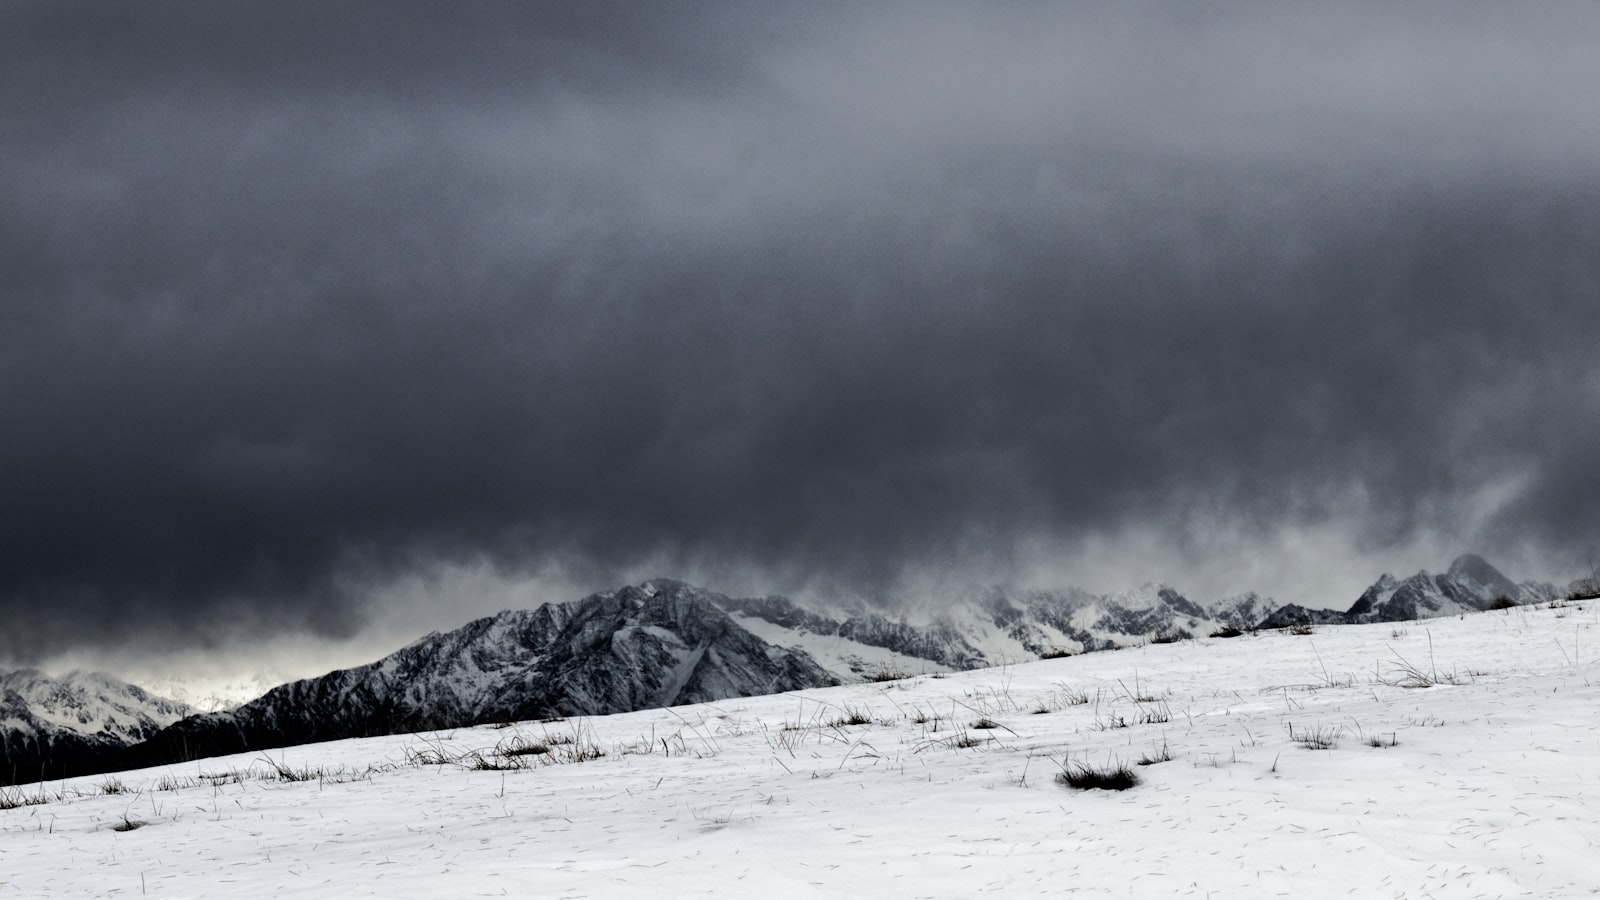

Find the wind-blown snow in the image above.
[{"left": 2, "top": 600, "right": 1596, "bottom": 897}]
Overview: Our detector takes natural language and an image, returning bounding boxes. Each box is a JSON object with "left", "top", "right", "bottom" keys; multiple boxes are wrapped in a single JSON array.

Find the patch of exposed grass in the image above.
[
  {"left": 949, "top": 729, "right": 985, "bottom": 749},
  {"left": 1137, "top": 740, "right": 1172, "bottom": 766},
  {"left": 0, "top": 784, "right": 52, "bottom": 810},
  {"left": 1385, "top": 633, "right": 1465, "bottom": 688},
  {"left": 1058, "top": 686, "right": 1091, "bottom": 706},
  {"left": 404, "top": 746, "right": 458, "bottom": 767},
  {"left": 1386, "top": 659, "right": 1465, "bottom": 688},
  {"left": 827, "top": 708, "right": 873, "bottom": 728},
  {"left": 1136, "top": 703, "right": 1171, "bottom": 725},
  {"left": 497, "top": 736, "right": 552, "bottom": 757},
  {"left": 1057, "top": 760, "right": 1140, "bottom": 791},
  {"left": 1288, "top": 723, "right": 1338, "bottom": 750}
]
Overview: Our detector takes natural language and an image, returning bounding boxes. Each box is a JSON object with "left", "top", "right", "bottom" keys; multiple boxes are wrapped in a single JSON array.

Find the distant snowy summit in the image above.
[
  {"left": 0, "top": 668, "right": 191, "bottom": 782},
  {"left": 130, "top": 673, "right": 287, "bottom": 714},
  {"left": 720, "top": 581, "right": 1277, "bottom": 675}
]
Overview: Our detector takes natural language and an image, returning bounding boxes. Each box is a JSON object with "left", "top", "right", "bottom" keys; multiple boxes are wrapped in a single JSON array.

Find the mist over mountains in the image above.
[{"left": 6, "top": 554, "right": 1594, "bottom": 785}]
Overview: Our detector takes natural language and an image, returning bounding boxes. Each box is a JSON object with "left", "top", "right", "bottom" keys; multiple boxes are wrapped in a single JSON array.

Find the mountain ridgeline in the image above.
[
  {"left": 122, "top": 581, "right": 834, "bottom": 770},
  {"left": 1257, "top": 553, "right": 1566, "bottom": 628},
  {"left": 4, "top": 555, "right": 1590, "bottom": 784}
]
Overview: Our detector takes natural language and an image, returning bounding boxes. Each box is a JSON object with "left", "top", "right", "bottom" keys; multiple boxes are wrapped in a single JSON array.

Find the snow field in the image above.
[{"left": 2, "top": 599, "right": 1597, "bottom": 898}]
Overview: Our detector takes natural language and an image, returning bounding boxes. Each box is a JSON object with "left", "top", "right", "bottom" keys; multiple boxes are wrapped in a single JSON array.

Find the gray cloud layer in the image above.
[{"left": 4, "top": 2, "right": 1599, "bottom": 661}]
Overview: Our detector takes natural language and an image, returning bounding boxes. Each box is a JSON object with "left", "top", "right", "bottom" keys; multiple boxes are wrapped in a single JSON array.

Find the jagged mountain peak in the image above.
[
  {"left": 1207, "top": 592, "right": 1282, "bottom": 630},
  {"left": 1346, "top": 553, "right": 1533, "bottom": 624},
  {"left": 636, "top": 577, "right": 693, "bottom": 597},
  {"left": 1445, "top": 553, "right": 1519, "bottom": 600}
]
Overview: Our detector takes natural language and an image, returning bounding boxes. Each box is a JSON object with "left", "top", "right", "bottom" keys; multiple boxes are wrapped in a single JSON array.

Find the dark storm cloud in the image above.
[{"left": 4, "top": 2, "right": 1599, "bottom": 660}]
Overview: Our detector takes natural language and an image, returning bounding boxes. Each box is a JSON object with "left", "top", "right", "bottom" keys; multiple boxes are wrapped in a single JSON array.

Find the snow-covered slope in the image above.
[
  {"left": 0, "top": 670, "right": 190, "bottom": 782},
  {"left": 4, "top": 594, "right": 1595, "bottom": 898}
]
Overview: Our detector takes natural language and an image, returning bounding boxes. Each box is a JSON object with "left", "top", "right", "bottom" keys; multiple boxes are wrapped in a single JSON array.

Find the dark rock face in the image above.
[
  {"left": 836, "top": 615, "right": 986, "bottom": 669},
  {"left": 125, "top": 580, "right": 837, "bottom": 769},
  {"left": 0, "top": 718, "right": 103, "bottom": 786},
  {"left": 1257, "top": 605, "right": 1352, "bottom": 629},
  {"left": 1157, "top": 587, "right": 1208, "bottom": 621}
]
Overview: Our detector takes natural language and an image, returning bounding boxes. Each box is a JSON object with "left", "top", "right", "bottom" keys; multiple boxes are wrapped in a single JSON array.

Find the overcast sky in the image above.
[{"left": 4, "top": 2, "right": 1598, "bottom": 678}]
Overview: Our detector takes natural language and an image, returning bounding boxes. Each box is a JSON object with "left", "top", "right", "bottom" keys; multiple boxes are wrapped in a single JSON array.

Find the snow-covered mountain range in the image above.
[
  {"left": 124, "top": 577, "right": 1279, "bottom": 767},
  {"left": 5, "top": 554, "right": 1591, "bottom": 783},
  {"left": 121, "top": 580, "right": 836, "bottom": 769},
  {"left": 0, "top": 669, "right": 191, "bottom": 782}
]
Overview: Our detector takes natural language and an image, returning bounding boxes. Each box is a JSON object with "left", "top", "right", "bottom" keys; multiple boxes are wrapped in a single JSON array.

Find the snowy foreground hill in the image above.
[{"left": 3, "top": 598, "right": 1596, "bottom": 898}]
